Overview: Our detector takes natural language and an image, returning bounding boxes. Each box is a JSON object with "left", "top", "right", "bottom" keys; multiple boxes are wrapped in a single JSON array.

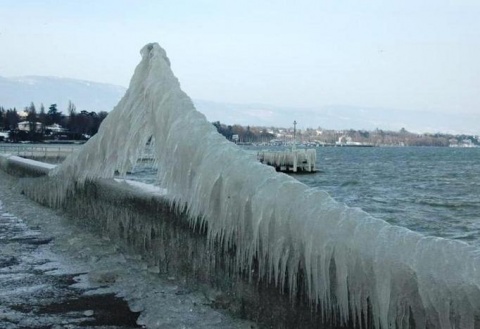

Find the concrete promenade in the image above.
[
  {"left": 0, "top": 169, "right": 141, "bottom": 328},
  {"left": 0, "top": 167, "right": 256, "bottom": 329}
]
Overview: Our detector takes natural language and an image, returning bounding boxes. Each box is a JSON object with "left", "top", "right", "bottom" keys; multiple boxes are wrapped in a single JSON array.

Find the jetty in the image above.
[
  {"left": 257, "top": 120, "right": 317, "bottom": 173},
  {"left": 257, "top": 148, "right": 316, "bottom": 173}
]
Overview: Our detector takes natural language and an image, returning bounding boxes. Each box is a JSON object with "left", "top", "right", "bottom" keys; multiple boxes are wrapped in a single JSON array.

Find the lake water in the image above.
[
  {"left": 275, "top": 146, "right": 480, "bottom": 246},
  {"left": 130, "top": 146, "right": 480, "bottom": 247}
]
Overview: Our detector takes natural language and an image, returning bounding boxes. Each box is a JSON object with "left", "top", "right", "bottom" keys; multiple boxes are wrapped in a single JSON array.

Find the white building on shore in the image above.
[{"left": 17, "top": 121, "right": 42, "bottom": 132}]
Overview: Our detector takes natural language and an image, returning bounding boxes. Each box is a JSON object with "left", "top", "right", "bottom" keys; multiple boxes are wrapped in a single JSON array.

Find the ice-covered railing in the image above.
[{"left": 30, "top": 43, "right": 480, "bottom": 328}]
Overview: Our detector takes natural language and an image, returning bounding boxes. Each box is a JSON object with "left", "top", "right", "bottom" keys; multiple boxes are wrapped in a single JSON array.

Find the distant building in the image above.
[
  {"left": 448, "top": 138, "right": 458, "bottom": 147},
  {"left": 18, "top": 111, "right": 29, "bottom": 120},
  {"left": 18, "top": 121, "right": 42, "bottom": 132},
  {"left": 45, "top": 123, "right": 66, "bottom": 133},
  {"left": 0, "top": 131, "right": 8, "bottom": 141}
]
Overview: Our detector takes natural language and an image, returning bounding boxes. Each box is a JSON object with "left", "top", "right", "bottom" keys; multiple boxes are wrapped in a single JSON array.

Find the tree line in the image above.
[
  {"left": 2, "top": 104, "right": 477, "bottom": 147},
  {"left": 0, "top": 101, "right": 108, "bottom": 142},
  {"left": 301, "top": 127, "right": 479, "bottom": 147},
  {"left": 212, "top": 121, "right": 479, "bottom": 147},
  {"left": 212, "top": 121, "right": 275, "bottom": 143}
]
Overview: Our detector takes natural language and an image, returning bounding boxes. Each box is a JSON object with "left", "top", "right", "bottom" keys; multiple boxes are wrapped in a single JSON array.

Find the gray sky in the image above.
[{"left": 1, "top": 0, "right": 479, "bottom": 115}]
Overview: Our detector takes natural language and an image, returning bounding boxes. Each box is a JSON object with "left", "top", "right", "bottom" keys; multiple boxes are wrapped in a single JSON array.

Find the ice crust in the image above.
[
  {"left": 0, "top": 154, "right": 55, "bottom": 176},
  {"left": 40, "top": 43, "right": 480, "bottom": 328}
]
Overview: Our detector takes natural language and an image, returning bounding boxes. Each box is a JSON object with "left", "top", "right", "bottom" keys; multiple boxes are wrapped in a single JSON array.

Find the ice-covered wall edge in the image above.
[
  {"left": 15, "top": 43, "right": 480, "bottom": 328},
  {"left": 0, "top": 154, "right": 55, "bottom": 177}
]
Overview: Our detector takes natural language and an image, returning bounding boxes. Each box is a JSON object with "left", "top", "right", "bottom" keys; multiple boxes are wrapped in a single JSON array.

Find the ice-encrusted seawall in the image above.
[{"left": 16, "top": 43, "right": 480, "bottom": 328}]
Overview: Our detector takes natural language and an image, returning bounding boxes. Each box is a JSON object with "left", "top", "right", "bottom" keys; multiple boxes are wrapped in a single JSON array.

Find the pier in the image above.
[
  {"left": 257, "top": 148, "right": 317, "bottom": 173},
  {"left": 257, "top": 120, "right": 317, "bottom": 173}
]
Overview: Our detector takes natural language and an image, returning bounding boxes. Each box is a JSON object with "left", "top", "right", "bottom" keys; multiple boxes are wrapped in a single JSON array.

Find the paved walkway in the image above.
[
  {"left": 0, "top": 170, "right": 256, "bottom": 329},
  {"left": 0, "top": 172, "right": 140, "bottom": 329}
]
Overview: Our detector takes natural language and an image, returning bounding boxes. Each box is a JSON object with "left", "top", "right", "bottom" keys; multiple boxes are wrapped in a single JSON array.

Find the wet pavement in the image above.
[
  {"left": 0, "top": 203, "right": 141, "bottom": 329},
  {"left": 0, "top": 170, "right": 257, "bottom": 329}
]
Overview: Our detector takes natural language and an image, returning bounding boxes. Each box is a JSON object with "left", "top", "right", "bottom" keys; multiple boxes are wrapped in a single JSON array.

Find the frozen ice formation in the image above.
[
  {"left": 257, "top": 148, "right": 316, "bottom": 172},
  {"left": 38, "top": 43, "right": 480, "bottom": 328}
]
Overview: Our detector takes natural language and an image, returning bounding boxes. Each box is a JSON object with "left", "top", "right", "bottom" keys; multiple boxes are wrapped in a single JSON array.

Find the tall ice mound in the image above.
[{"left": 46, "top": 43, "right": 480, "bottom": 328}]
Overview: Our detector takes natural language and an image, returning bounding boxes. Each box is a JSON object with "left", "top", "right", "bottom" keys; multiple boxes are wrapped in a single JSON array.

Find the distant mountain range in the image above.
[
  {"left": 1, "top": 75, "right": 477, "bottom": 135},
  {"left": 195, "top": 101, "right": 478, "bottom": 135},
  {"left": 0, "top": 76, "right": 126, "bottom": 112}
]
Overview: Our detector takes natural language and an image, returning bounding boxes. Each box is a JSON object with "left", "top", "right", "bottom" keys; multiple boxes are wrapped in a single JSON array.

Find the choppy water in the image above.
[
  {"left": 130, "top": 146, "right": 480, "bottom": 246},
  {"left": 285, "top": 146, "right": 480, "bottom": 245}
]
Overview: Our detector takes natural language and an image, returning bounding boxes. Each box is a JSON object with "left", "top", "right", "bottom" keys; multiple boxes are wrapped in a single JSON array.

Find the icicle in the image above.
[{"left": 23, "top": 42, "right": 480, "bottom": 328}]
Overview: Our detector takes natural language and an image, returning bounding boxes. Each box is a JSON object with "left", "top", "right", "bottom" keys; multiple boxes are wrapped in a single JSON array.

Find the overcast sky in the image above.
[{"left": 1, "top": 0, "right": 479, "bottom": 115}]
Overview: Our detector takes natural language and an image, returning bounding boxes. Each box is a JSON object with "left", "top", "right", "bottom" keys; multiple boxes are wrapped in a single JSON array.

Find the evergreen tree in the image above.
[
  {"left": 47, "top": 104, "right": 62, "bottom": 125},
  {"left": 6, "top": 109, "right": 19, "bottom": 130}
]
